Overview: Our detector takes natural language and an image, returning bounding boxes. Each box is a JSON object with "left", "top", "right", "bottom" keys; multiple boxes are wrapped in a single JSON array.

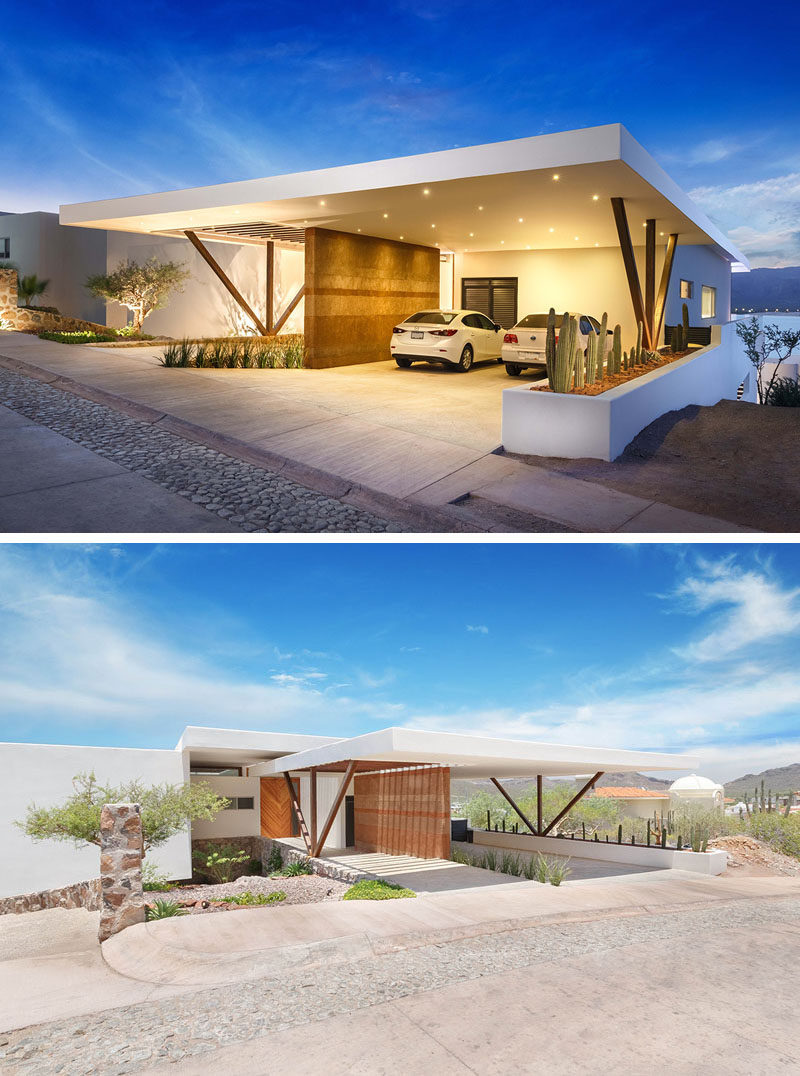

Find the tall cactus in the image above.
[
  {"left": 612, "top": 324, "right": 622, "bottom": 374},
  {"left": 597, "top": 313, "right": 608, "bottom": 378},
  {"left": 682, "top": 302, "right": 690, "bottom": 342},
  {"left": 586, "top": 332, "right": 597, "bottom": 385},
  {"left": 635, "top": 321, "right": 643, "bottom": 366},
  {"left": 547, "top": 312, "right": 578, "bottom": 393},
  {"left": 545, "top": 307, "right": 557, "bottom": 384},
  {"left": 574, "top": 346, "right": 584, "bottom": 389}
]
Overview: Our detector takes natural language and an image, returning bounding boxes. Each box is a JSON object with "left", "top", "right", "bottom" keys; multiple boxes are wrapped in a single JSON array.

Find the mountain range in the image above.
[{"left": 731, "top": 266, "right": 800, "bottom": 312}]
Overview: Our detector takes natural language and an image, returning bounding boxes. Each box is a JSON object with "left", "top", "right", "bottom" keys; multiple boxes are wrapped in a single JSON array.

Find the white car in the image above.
[
  {"left": 390, "top": 309, "right": 503, "bottom": 372},
  {"left": 501, "top": 312, "right": 611, "bottom": 376}
]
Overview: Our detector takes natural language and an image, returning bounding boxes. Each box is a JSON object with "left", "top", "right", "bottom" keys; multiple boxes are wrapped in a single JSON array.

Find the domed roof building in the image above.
[{"left": 669, "top": 774, "right": 724, "bottom": 808}]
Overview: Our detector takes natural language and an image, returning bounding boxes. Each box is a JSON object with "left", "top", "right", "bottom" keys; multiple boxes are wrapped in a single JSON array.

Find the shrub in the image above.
[
  {"left": 767, "top": 377, "right": 800, "bottom": 407},
  {"left": 272, "top": 859, "right": 313, "bottom": 878},
  {"left": 142, "top": 861, "right": 173, "bottom": 892},
  {"left": 219, "top": 890, "right": 286, "bottom": 906},
  {"left": 342, "top": 879, "right": 416, "bottom": 901},
  {"left": 146, "top": 899, "right": 187, "bottom": 920},
  {"left": 265, "top": 845, "right": 284, "bottom": 874},
  {"left": 480, "top": 849, "right": 498, "bottom": 871},
  {"left": 500, "top": 851, "right": 523, "bottom": 876},
  {"left": 544, "top": 856, "right": 571, "bottom": 886},
  {"left": 192, "top": 844, "right": 250, "bottom": 884},
  {"left": 450, "top": 846, "right": 474, "bottom": 866},
  {"left": 39, "top": 330, "right": 118, "bottom": 344}
]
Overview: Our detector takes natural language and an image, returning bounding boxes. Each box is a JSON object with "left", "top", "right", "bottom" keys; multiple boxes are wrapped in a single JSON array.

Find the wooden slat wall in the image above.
[
  {"left": 260, "top": 777, "right": 296, "bottom": 837},
  {"left": 353, "top": 767, "right": 450, "bottom": 859}
]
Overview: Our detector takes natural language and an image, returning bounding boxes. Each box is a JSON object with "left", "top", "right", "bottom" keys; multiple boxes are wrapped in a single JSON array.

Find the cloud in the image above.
[
  {"left": 466, "top": 625, "right": 489, "bottom": 635},
  {"left": 400, "top": 646, "right": 422, "bottom": 653},
  {"left": 689, "top": 172, "right": 800, "bottom": 267}
]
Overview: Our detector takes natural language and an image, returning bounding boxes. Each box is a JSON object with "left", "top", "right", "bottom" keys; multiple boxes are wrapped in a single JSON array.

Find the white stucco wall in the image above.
[
  {"left": 0, "top": 742, "right": 190, "bottom": 898},
  {"left": 0, "top": 211, "right": 107, "bottom": 322},
  {"left": 298, "top": 773, "right": 352, "bottom": 850},
  {"left": 609, "top": 797, "right": 671, "bottom": 820},
  {"left": 189, "top": 775, "right": 261, "bottom": 839},
  {"left": 105, "top": 233, "right": 304, "bottom": 338},
  {"left": 666, "top": 244, "right": 732, "bottom": 328}
]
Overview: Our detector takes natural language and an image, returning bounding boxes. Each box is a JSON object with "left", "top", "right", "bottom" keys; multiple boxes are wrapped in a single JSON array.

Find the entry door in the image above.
[
  {"left": 260, "top": 777, "right": 299, "bottom": 837},
  {"left": 345, "top": 795, "right": 355, "bottom": 847}
]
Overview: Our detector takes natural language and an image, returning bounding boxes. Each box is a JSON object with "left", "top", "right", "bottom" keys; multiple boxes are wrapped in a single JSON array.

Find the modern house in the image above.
[
  {"left": 1, "top": 725, "right": 698, "bottom": 899},
  {"left": 50, "top": 123, "right": 745, "bottom": 363},
  {"left": 591, "top": 785, "right": 672, "bottom": 819}
]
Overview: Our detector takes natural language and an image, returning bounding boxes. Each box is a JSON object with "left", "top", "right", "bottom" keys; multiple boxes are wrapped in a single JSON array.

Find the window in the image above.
[
  {"left": 461, "top": 313, "right": 481, "bottom": 328},
  {"left": 190, "top": 764, "right": 242, "bottom": 776},
  {"left": 461, "top": 277, "right": 518, "bottom": 328},
  {"left": 579, "top": 317, "right": 593, "bottom": 335},
  {"left": 680, "top": 280, "right": 693, "bottom": 299},
  {"left": 517, "top": 313, "right": 562, "bottom": 329},
  {"left": 475, "top": 313, "right": 496, "bottom": 331},
  {"left": 221, "top": 796, "right": 255, "bottom": 810},
  {"left": 701, "top": 285, "right": 716, "bottom": 318},
  {"left": 0, "top": 238, "right": 9, "bottom": 260},
  {"left": 405, "top": 310, "right": 456, "bottom": 324}
]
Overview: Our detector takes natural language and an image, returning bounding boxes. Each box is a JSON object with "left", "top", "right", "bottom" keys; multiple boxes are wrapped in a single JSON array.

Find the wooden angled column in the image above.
[
  {"left": 610, "top": 199, "right": 652, "bottom": 351},
  {"left": 283, "top": 771, "right": 312, "bottom": 854},
  {"left": 265, "top": 240, "right": 275, "bottom": 332},
  {"left": 490, "top": 777, "right": 539, "bottom": 835},
  {"left": 653, "top": 233, "right": 678, "bottom": 348},
  {"left": 645, "top": 218, "right": 656, "bottom": 344},
  {"left": 312, "top": 760, "right": 357, "bottom": 858},
  {"left": 184, "top": 229, "right": 268, "bottom": 336},
  {"left": 541, "top": 772, "right": 604, "bottom": 837}
]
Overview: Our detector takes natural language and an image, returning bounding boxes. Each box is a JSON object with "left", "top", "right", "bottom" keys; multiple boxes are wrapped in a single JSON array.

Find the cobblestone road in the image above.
[
  {"left": 0, "top": 367, "right": 404, "bottom": 533},
  {"left": 2, "top": 897, "right": 798, "bottom": 1074}
]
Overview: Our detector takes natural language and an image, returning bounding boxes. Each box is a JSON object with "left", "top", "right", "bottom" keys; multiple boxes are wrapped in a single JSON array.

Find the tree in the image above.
[
  {"left": 85, "top": 258, "right": 189, "bottom": 332},
  {"left": 735, "top": 317, "right": 800, "bottom": 404},
  {"left": 17, "top": 274, "right": 50, "bottom": 308},
  {"left": 16, "top": 772, "right": 228, "bottom": 853}
]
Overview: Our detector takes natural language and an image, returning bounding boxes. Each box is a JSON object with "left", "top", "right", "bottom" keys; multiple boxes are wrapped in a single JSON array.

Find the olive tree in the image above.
[
  {"left": 735, "top": 317, "right": 800, "bottom": 404},
  {"left": 85, "top": 258, "right": 189, "bottom": 332},
  {"left": 16, "top": 772, "right": 228, "bottom": 853}
]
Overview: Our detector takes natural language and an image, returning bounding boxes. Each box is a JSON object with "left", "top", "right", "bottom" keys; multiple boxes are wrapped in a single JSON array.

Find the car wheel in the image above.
[
  {"left": 506, "top": 363, "right": 522, "bottom": 377},
  {"left": 395, "top": 357, "right": 412, "bottom": 369},
  {"left": 457, "top": 345, "right": 473, "bottom": 372}
]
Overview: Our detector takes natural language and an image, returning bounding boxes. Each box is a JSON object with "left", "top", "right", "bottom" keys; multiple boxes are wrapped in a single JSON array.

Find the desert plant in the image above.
[
  {"left": 17, "top": 772, "right": 228, "bottom": 852},
  {"left": 611, "top": 324, "right": 622, "bottom": 374},
  {"left": 766, "top": 377, "right": 800, "bottom": 407},
  {"left": 735, "top": 318, "right": 800, "bottom": 404},
  {"left": 545, "top": 856, "right": 571, "bottom": 886},
  {"left": 192, "top": 844, "right": 250, "bottom": 884},
  {"left": 585, "top": 332, "right": 598, "bottom": 385},
  {"left": 682, "top": 301, "right": 690, "bottom": 343},
  {"left": 17, "top": 274, "right": 50, "bottom": 307},
  {"left": 265, "top": 845, "right": 284, "bottom": 873},
  {"left": 450, "top": 846, "right": 474, "bottom": 866},
  {"left": 499, "top": 851, "right": 523, "bottom": 876},
  {"left": 160, "top": 341, "right": 181, "bottom": 367},
  {"left": 220, "top": 890, "right": 286, "bottom": 905},
  {"left": 142, "top": 861, "right": 173, "bottom": 892},
  {"left": 146, "top": 899, "right": 187, "bottom": 920},
  {"left": 634, "top": 321, "right": 643, "bottom": 366},
  {"left": 272, "top": 859, "right": 313, "bottom": 877},
  {"left": 85, "top": 258, "right": 189, "bottom": 332},
  {"left": 342, "top": 879, "right": 416, "bottom": 900},
  {"left": 529, "top": 852, "right": 550, "bottom": 883},
  {"left": 479, "top": 848, "right": 498, "bottom": 871},
  {"left": 546, "top": 312, "right": 578, "bottom": 393}
]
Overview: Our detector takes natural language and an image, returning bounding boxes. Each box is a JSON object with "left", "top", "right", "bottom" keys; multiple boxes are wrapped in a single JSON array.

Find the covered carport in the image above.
[
  {"left": 247, "top": 727, "right": 696, "bottom": 862},
  {"left": 60, "top": 124, "right": 745, "bottom": 367}
]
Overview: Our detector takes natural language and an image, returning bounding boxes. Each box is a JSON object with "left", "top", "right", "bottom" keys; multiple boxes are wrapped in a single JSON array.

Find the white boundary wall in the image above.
[
  {"left": 502, "top": 322, "right": 752, "bottom": 461},
  {"left": 471, "top": 829, "right": 727, "bottom": 876}
]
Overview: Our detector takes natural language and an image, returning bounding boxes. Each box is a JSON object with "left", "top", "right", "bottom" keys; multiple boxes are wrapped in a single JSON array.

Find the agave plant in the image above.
[{"left": 145, "top": 898, "right": 187, "bottom": 920}]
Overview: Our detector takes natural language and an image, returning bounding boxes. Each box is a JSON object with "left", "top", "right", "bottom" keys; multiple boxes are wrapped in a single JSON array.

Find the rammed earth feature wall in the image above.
[
  {"left": 304, "top": 228, "right": 440, "bottom": 368},
  {"left": 354, "top": 766, "right": 451, "bottom": 859}
]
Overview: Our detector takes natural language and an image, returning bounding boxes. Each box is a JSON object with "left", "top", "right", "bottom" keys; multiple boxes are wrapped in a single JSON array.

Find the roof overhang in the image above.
[
  {"left": 248, "top": 727, "right": 698, "bottom": 780},
  {"left": 176, "top": 725, "right": 338, "bottom": 767},
  {"left": 59, "top": 124, "right": 747, "bottom": 266}
]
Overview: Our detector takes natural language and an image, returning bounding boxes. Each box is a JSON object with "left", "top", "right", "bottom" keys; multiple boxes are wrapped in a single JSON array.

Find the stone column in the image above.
[
  {"left": 0, "top": 268, "right": 17, "bottom": 319},
  {"left": 98, "top": 803, "right": 146, "bottom": 943}
]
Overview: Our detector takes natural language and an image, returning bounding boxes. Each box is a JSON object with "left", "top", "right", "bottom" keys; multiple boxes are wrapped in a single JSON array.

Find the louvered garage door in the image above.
[{"left": 461, "top": 277, "right": 518, "bottom": 328}]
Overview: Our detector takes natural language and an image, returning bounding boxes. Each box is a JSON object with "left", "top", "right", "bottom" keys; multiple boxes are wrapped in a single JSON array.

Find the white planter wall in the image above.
[
  {"left": 471, "top": 829, "right": 727, "bottom": 876},
  {"left": 502, "top": 322, "right": 751, "bottom": 460}
]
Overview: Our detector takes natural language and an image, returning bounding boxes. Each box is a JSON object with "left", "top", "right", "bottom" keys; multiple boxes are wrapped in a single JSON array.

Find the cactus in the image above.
[
  {"left": 647, "top": 819, "right": 651, "bottom": 846},
  {"left": 582, "top": 821, "right": 586, "bottom": 840},
  {"left": 661, "top": 828, "right": 667, "bottom": 849},
  {"left": 785, "top": 793, "right": 793, "bottom": 818},
  {"left": 547, "top": 312, "right": 578, "bottom": 393},
  {"left": 612, "top": 324, "right": 622, "bottom": 374},
  {"left": 545, "top": 308, "right": 557, "bottom": 384},
  {"left": 635, "top": 321, "right": 643, "bottom": 366},
  {"left": 671, "top": 324, "right": 682, "bottom": 354},
  {"left": 598, "top": 313, "right": 608, "bottom": 377},
  {"left": 677, "top": 834, "right": 683, "bottom": 850},
  {"left": 617, "top": 824, "right": 623, "bottom": 844},
  {"left": 574, "top": 346, "right": 584, "bottom": 389},
  {"left": 586, "top": 332, "right": 597, "bottom": 385},
  {"left": 682, "top": 301, "right": 690, "bottom": 341}
]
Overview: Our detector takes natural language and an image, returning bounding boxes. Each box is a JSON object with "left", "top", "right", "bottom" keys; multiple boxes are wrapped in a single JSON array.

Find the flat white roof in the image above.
[
  {"left": 59, "top": 124, "right": 746, "bottom": 266},
  {"left": 251, "top": 726, "right": 697, "bottom": 780},
  {"left": 176, "top": 725, "right": 337, "bottom": 766}
]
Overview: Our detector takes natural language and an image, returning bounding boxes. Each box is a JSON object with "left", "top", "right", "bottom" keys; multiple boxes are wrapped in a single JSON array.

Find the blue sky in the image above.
[
  {"left": 2, "top": 542, "right": 799, "bottom": 781},
  {"left": 4, "top": 0, "right": 800, "bottom": 266}
]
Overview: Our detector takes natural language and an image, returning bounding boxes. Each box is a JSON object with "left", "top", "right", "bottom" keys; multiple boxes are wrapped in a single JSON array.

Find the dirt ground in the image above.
[
  {"left": 515, "top": 399, "right": 800, "bottom": 531},
  {"left": 149, "top": 873, "right": 349, "bottom": 912},
  {"left": 712, "top": 835, "right": 800, "bottom": 877}
]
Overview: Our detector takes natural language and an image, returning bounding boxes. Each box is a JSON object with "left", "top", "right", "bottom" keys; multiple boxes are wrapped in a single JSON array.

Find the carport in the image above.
[
  {"left": 61, "top": 124, "right": 745, "bottom": 367},
  {"left": 247, "top": 727, "right": 696, "bottom": 862}
]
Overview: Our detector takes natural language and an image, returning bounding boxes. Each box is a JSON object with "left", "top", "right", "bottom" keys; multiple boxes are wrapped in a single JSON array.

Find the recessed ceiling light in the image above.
[
  {"left": 431, "top": 224, "right": 436, "bottom": 228},
  {"left": 469, "top": 232, "right": 474, "bottom": 237},
  {"left": 423, "top": 188, "right": 430, "bottom": 195},
  {"left": 383, "top": 213, "right": 388, "bottom": 218},
  {"left": 320, "top": 200, "right": 326, "bottom": 206},
  {"left": 594, "top": 242, "right": 599, "bottom": 247},
  {"left": 400, "top": 235, "right": 404, "bottom": 240},
  {"left": 592, "top": 195, "right": 599, "bottom": 201},
  {"left": 574, "top": 236, "right": 579, "bottom": 241},
  {"left": 357, "top": 228, "right": 361, "bottom": 232},
  {"left": 553, "top": 174, "right": 560, "bottom": 180},
  {"left": 303, "top": 219, "right": 308, "bottom": 224},
  {"left": 660, "top": 231, "right": 665, "bottom": 237},
  {"left": 478, "top": 205, "right": 484, "bottom": 211},
  {"left": 525, "top": 245, "right": 531, "bottom": 250},
  {"left": 518, "top": 217, "right": 524, "bottom": 223},
  {"left": 500, "top": 240, "right": 505, "bottom": 244},
  {"left": 549, "top": 227, "right": 555, "bottom": 233}
]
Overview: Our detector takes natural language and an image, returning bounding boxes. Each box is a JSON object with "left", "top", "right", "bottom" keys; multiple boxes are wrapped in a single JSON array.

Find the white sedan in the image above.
[
  {"left": 501, "top": 312, "right": 610, "bottom": 376},
  {"left": 390, "top": 309, "right": 503, "bottom": 372}
]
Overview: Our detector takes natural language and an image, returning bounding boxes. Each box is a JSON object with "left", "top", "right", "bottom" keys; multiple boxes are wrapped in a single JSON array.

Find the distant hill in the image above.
[
  {"left": 731, "top": 266, "right": 800, "bottom": 313},
  {"left": 450, "top": 771, "right": 670, "bottom": 805},
  {"left": 723, "top": 763, "right": 800, "bottom": 802}
]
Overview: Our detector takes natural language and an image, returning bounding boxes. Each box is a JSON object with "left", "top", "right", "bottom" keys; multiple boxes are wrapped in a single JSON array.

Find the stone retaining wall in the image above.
[
  {"left": 0, "top": 878, "right": 101, "bottom": 915},
  {"left": 0, "top": 266, "right": 109, "bottom": 334},
  {"left": 260, "top": 837, "right": 377, "bottom": 886}
]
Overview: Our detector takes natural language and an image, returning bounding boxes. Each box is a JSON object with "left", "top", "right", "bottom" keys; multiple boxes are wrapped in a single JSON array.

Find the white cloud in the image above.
[
  {"left": 466, "top": 625, "right": 489, "bottom": 635},
  {"left": 689, "top": 172, "right": 800, "bottom": 267}
]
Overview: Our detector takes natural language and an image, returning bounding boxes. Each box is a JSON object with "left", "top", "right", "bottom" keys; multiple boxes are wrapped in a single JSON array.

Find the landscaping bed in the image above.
[
  {"left": 530, "top": 347, "right": 695, "bottom": 396},
  {"left": 148, "top": 872, "right": 350, "bottom": 914},
  {"left": 161, "top": 335, "right": 305, "bottom": 369}
]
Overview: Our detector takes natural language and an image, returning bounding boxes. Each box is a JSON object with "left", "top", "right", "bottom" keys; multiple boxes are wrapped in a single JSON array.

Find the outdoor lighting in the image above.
[
  {"left": 595, "top": 242, "right": 599, "bottom": 247},
  {"left": 469, "top": 232, "right": 474, "bottom": 237},
  {"left": 525, "top": 245, "right": 531, "bottom": 250},
  {"left": 431, "top": 224, "right": 436, "bottom": 228},
  {"left": 592, "top": 194, "right": 599, "bottom": 201},
  {"left": 553, "top": 174, "right": 559, "bottom": 180},
  {"left": 518, "top": 217, "right": 524, "bottom": 223},
  {"left": 383, "top": 213, "right": 388, "bottom": 218},
  {"left": 399, "top": 235, "right": 404, "bottom": 240},
  {"left": 478, "top": 205, "right": 484, "bottom": 211},
  {"left": 549, "top": 227, "right": 554, "bottom": 233},
  {"left": 574, "top": 236, "right": 579, "bottom": 241},
  {"left": 423, "top": 188, "right": 430, "bottom": 195},
  {"left": 320, "top": 200, "right": 326, "bottom": 206},
  {"left": 500, "top": 240, "right": 505, "bottom": 244}
]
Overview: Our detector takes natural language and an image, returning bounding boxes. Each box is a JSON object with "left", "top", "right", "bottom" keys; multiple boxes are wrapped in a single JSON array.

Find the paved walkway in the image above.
[{"left": 0, "top": 333, "right": 750, "bottom": 532}]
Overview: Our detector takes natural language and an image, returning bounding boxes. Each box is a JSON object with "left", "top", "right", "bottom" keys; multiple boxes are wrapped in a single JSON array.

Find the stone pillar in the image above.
[
  {"left": 98, "top": 803, "right": 146, "bottom": 943},
  {"left": 0, "top": 268, "right": 17, "bottom": 319}
]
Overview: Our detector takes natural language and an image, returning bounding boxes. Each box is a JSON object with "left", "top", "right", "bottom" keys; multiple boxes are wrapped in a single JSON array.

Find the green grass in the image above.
[
  {"left": 342, "top": 879, "right": 416, "bottom": 901},
  {"left": 38, "top": 329, "right": 155, "bottom": 345},
  {"left": 219, "top": 890, "right": 286, "bottom": 906}
]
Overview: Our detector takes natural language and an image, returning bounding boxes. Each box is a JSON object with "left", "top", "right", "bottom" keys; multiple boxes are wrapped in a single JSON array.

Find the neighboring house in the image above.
[
  {"left": 0, "top": 725, "right": 696, "bottom": 898},
  {"left": 50, "top": 123, "right": 745, "bottom": 367},
  {"left": 668, "top": 774, "right": 725, "bottom": 810},
  {"left": 591, "top": 786, "right": 671, "bottom": 819}
]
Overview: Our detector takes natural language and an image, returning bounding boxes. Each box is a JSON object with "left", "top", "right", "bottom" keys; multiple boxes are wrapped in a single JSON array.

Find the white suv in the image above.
[
  {"left": 390, "top": 309, "right": 503, "bottom": 372},
  {"left": 501, "top": 312, "right": 610, "bottom": 376}
]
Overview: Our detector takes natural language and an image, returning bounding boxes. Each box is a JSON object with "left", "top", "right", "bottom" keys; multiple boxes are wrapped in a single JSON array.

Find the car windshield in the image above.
[
  {"left": 516, "top": 314, "right": 562, "bottom": 329},
  {"left": 405, "top": 311, "right": 457, "bottom": 324}
]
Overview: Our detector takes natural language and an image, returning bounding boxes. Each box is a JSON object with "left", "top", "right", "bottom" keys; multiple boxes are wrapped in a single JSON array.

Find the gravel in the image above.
[
  {"left": 151, "top": 873, "right": 349, "bottom": 909},
  {"left": 0, "top": 366, "right": 403, "bottom": 533},
  {"left": 3, "top": 895, "right": 799, "bottom": 1074}
]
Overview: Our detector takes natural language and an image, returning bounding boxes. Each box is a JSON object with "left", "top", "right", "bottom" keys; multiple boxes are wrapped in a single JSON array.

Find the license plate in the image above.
[
  {"left": 517, "top": 350, "right": 541, "bottom": 361},
  {"left": 411, "top": 331, "right": 424, "bottom": 339}
]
